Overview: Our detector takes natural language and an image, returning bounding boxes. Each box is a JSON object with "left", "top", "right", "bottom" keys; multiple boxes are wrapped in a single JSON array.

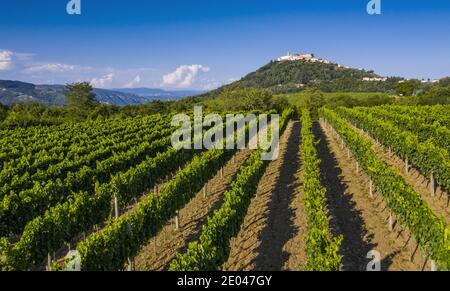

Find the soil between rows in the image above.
[
  {"left": 223, "top": 121, "right": 306, "bottom": 271},
  {"left": 320, "top": 121, "right": 424, "bottom": 271},
  {"left": 134, "top": 149, "right": 252, "bottom": 271},
  {"left": 360, "top": 128, "right": 450, "bottom": 224}
]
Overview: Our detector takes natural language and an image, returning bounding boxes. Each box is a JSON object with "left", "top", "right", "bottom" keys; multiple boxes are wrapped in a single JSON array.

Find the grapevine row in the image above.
[
  {"left": 300, "top": 109, "right": 342, "bottom": 271},
  {"left": 336, "top": 107, "right": 450, "bottom": 193},
  {"left": 1, "top": 148, "right": 196, "bottom": 270},
  {"left": 355, "top": 106, "right": 450, "bottom": 155},
  {"left": 169, "top": 109, "right": 293, "bottom": 270},
  {"left": 0, "top": 112, "right": 257, "bottom": 269},
  {"left": 320, "top": 108, "right": 450, "bottom": 270},
  {"left": 0, "top": 134, "right": 174, "bottom": 236}
]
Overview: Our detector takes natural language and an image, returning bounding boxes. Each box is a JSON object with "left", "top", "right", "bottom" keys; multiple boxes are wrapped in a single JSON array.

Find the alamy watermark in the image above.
[
  {"left": 67, "top": 0, "right": 81, "bottom": 15},
  {"left": 171, "top": 107, "right": 280, "bottom": 161},
  {"left": 367, "top": 0, "right": 382, "bottom": 15},
  {"left": 66, "top": 1, "right": 381, "bottom": 16},
  {"left": 366, "top": 250, "right": 381, "bottom": 271}
]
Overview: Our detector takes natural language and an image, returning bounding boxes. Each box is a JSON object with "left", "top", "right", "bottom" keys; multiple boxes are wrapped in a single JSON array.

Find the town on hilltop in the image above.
[
  {"left": 277, "top": 52, "right": 439, "bottom": 84},
  {"left": 277, "top": 52, "right": 351, "bottom": 69},
  {"left": 277, "top": 53, "right": 331, "bottom": 64}
]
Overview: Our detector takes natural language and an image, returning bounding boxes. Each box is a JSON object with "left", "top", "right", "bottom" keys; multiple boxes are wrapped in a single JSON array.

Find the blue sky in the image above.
[{"left": 1, "top": 0, "right": 450, "bottom": 90}]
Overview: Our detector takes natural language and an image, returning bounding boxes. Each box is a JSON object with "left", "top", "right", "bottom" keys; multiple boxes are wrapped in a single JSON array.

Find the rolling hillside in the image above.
[
  {"left": 195, "top": 59, "right": 403, "bottom": 102},
  {"left": 0, "top": 80, "right": 199, "bottom": 106}
]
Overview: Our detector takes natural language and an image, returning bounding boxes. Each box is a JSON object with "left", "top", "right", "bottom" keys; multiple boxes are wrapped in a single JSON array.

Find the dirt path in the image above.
[
  {"left": 359, "top": 129, "right": 450, "bottom": 224},
  {"left": 133, "top": 149, "right": 251, "bottom": 271},
  {"left": 223, "top": 121, "right": 306, "bottom": 271},
  {"left": 319, "top": 122, "right": 423, "bottom": 271}
]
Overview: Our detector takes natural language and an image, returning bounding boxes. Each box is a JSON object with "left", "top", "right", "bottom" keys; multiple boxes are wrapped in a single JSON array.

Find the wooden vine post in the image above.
[
  {"left": 369, "top": 179, "right": 374, "bottom": 199},
  {"left": 431, "top": 260, "right": 438, "bottom": 271},
  {"left": 127, "top": 257, "right": 135, "bottom": 271},
  {"left": 388, "top": 211, "right": 394, "bottom": 232},
  {"left": 405, "top": 159, "right": 409, "bottom": 174},
  {"left": 203, "top": 183, "right": 208, "bottom": 199},
  {"left": 430, "top": 172, "right": 435, "bottom": 197},
  {"left": 175, "top": 210, "right": 180, "bottom": 231},
  {"left": 114, "top": 192, "right": 119, "bottom": 219},
  {"left": 220, "top": 167, "right": 224, "bottom": 179},
  {"left": 127, "top": 223, "right": 134, "bottom": 271},
  {"left": 46, "top": 253, "right": 52, "bottom": 271}
]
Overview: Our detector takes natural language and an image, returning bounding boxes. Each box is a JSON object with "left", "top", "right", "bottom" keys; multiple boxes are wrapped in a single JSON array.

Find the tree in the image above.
[
  {"left": 0, "top": 103, "right": 8, "bottom": 123},
  {"left": 239, "top": 88, "right": 273, "bottom": 111},
  {"left": 65, "top": 82, "right": 98, "bottom": 110},
  {"left": 303, "top": 88, "right": 325, "bottom": 118},
  {"left": 395, "top": 81, "right": 415, "bottom": 96},
  {"left": 438, "top": 77, "right": 450, "bottom": 87},
  {"left": 418, "top": 86, "right": 450, "bottom": 105}
]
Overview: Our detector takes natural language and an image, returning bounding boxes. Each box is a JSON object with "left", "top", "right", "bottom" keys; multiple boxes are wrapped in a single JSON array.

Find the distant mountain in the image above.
[
  {"left": 0, "top": 80, "right": 198, "bottom": 106},
  {"left": 113, "top": 88, "right": 204, "bottom": 99},
  {"left": 0, "top": 80, "right": 66, "bottom": 106}
]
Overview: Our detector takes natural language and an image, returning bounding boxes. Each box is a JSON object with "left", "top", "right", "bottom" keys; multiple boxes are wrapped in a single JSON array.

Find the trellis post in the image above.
[
  {"left": 388, "top": 211, "right": 393, "bottom": 231},
  {"left": 175, "top": 210, "right": 180, "bottom": 230},
  {"left": 430, "top": 172, "right": 435, "bottom": 197},
  {"left": 203, "top": 183, "right": 208, "bottom": 199},
  {"left": 369, "top": 179, "right": 374, "bottom": 199},
  {"left": 114, "top": 193, "right": 119, "bottom": 219}
]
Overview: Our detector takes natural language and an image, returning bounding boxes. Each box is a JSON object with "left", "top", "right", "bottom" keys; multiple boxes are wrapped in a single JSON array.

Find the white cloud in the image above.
[
  {"left": 124, "top": 75, "right": 141, "bottom": 88},
  {"left": 91, "top": 73, "right": 114, "bottom": 88},
  {"left": 0, "top": 49, "right": 217, "bottom": 90},
  {"left": 0, "top": 50, "right": 13, "bottom": 70},
  {"left": 23, "top": 63, "right": 90, "bottom": 74},
  {"left": 162, "top": 65, "right": 210, "bottom": 88}
]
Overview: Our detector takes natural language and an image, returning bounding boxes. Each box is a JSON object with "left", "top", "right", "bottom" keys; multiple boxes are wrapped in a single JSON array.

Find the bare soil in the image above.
[
  {"left": 223, "top": 121, "right": 306, "bottom": 271},
  {"left": 361, "top": 129, "right": 450, "bottom": 224},
  {"left": 320, "top": 122, "right": 426, "bottom": 271},
  {"left": 133, "top": 149, "right": 252, "bottom": 271}
]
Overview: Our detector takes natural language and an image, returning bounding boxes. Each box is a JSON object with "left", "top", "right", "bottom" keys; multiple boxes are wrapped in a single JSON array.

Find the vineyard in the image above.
[{"left": 0, "top": 105, "right": 449, "bottom": 271}]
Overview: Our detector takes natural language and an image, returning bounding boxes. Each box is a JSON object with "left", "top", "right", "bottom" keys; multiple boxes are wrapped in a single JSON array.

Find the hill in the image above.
[
  {"left": 193, "top": 58, "right": 403, "bottom": 103},
  {"left": 113, "top": 88, "right": 203, "bottom": 99},
  {"left": 231, "top": 59, "right": 403, "bottom": 93},
  {"left": 0, "top": 80, "right": 196, "bottom": 106}
]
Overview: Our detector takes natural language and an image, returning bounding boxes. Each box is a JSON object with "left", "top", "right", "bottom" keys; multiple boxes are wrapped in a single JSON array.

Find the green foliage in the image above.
[
  {"left": 234, "top": 60, "right": 384, "bottom": 93},
  {"left": 321, "top": 108, "right": 450, "bottom": 270},
  {"left": 169, "top": 149, "right": 267, "bottom": 271},
  {"left": 355, "top": 106, "right": 450, "bottom": 156},
  {"left": 202, "top": 88, "right": 276, "bottom": 112},
  {"left": 169, "top": 109, "right": 293, "bottom": 271},
  {"left": 285, "top": 91, "right": 396, "bottom": 111},
  {"left": 301, "top": 109, "right": 342, "bottom": 271},
  {"left": 418, "top": 86, "right": 450, "bottom": 105},
  {"left": 77, "top": 148, "right": 233, "bottom": 271},
  {"left": 301, "top": 89, "right": 325, "bottom": 119},
  {"left": 65, "top": 82, "right": 99, "bottom": 111},
  {"left": 0, "top": 104, "right": 7, "bottom": 122},
  {"left": 0, "top": 114, "right": 194, "bottom": 269},
  {"left": 336, "top": 106, "right": 450, "bottom": 194},
  {"left": 438, "top": 77, "right": 450, "bottom": 87},
  {"left": 1, "top": 102, "right": 67, "bottom": 128},
  {"left": 395, "top": 80, "right": 415, "bottom": 96}
]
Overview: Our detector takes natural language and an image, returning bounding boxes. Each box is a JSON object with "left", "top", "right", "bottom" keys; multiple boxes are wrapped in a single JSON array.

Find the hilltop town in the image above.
[
  {"left": 277, "top": 53, "right": 439, "bottom": 84},
  {"left": 277, "top": 53, "right": 331, "bottom": 64}
]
